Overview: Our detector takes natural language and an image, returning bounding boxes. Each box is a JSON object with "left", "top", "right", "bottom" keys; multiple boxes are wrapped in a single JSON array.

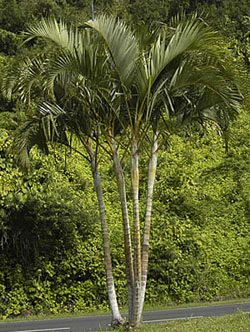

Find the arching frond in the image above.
[
  {"left": 25, "top": 17, "right": 82, "bottom": 53},
  {"left": 87, "top": 15, "right": 140, "bottom": 88},
  {"left": 137, "top": 16, "right": 219, "bottom": 99},
  {"left": 2, "top": 56, "right": 46, "bottom": 103},
  {"left": 12, "top": 115, "right": 48, "bottom": 168}
]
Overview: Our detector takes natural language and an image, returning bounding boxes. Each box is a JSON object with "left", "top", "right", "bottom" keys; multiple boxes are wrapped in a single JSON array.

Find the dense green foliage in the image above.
[
  {"left": 1, "top": 112, "right": 250, "bottom": 318},
  {"left": 148, "top": 114, "right": 250, "bottom": 303},
  {"left": 0, "top": 0, "right": 250, "bottom": 320}
]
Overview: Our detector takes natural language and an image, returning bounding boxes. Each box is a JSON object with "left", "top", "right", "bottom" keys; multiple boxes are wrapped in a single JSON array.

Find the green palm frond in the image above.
[
  {"left": 12, "top": 115, "right": 49, "bottom": 168},
  {"left": 37, "top": 102, "right": 68, "bottom": 143},
  {"left": 25, "top": 17, "right": 82, "bottom": 53},
  {"left": 44, "top": 45, "right": 106, "bottom": 95},
  {"left": 22, "top": 18, "right": 104, "bottom": 95},
  {"left": 87, "top": 15, "right": 139, "bottom": 88},
  {"left": 43, "top": 50, "right": 78, "bottom": 96},
  {"left": 2, "top": 56, "right": 46, "bottom": 102},
  {"left": 137, "top": 16, "right": 218, "bottom": 99}
]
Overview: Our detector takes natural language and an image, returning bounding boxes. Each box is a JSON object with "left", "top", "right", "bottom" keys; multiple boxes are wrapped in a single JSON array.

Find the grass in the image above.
[
  {"left": 1, "top": 298, "right": 250, "bottom": 323},
  {"left": 94, "top": 313, "right": 250, "bottom": 332}
]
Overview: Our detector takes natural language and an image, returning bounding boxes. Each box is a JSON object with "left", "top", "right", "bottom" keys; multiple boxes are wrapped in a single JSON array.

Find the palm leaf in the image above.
[
  {"left": 25, "top": 17, "right": 82, "bottom": 53},
  {"left": 137, "top": 17, "right": 218, "bottom": 99},
  {"left": 3, "top": 56, "right": 46, "bottom": 103},
  {"left": 12, "top": 115, "right": 49, "bottom": 168},
  {"left": 87, "top": 15, "right": 139, "bottom": 88}
]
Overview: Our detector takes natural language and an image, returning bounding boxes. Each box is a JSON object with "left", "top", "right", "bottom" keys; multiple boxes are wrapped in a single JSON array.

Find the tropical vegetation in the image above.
[{"left": 0, "top": 0, "right": 250, "bottom": 329}]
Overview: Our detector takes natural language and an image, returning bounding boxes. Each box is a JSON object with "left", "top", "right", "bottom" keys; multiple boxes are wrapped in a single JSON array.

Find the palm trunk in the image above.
[
  {"left": 138, "top": 131, "right": 158, "bottom": 320},
  {"left": 110, "top": 138, "right": 135, "bottom": 322},
  {"left": 131, "top": 136, "right": 142, "bottom": 327},
  {"left": 87, "top": 141, "right": 123, "bottom": 326}
]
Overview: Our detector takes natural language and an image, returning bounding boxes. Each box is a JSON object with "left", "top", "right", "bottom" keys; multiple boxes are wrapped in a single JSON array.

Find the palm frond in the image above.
[
  {"left": 87, "top": 15, "right": 139, "bottom": 88},
  {"left": 25, "top": 17, "right": 82, "bottom": 53},
  {"left": 137, "top": 16, "right": 218, "bottom": 99},
  {"left": 2, "top": 56, "right": 46, "bottom": 103},
  {"left": 12, "top": 115, "right": 48, "bottom": 168}
]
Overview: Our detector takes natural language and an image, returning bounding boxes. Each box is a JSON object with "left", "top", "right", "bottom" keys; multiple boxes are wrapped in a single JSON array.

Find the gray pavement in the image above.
[{"left": 0, "top": 302, "right": 250, "bottom": 332}]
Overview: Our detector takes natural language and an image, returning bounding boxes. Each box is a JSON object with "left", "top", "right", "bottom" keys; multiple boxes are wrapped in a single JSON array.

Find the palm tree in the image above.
[
  {"left": 87, "top": 13, "right": 241, "bottom": 326},
  {"left": 3, "top": 19, "right": 124, "bottom": 327},
  {"left": 3, "top": 14, "right": 241, "bottom": 328}
]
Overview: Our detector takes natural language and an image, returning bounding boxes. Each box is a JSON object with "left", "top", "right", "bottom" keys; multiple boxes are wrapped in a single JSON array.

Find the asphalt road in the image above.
[{"left": 0, "top": 302, "right": 250, "bottom": 332}]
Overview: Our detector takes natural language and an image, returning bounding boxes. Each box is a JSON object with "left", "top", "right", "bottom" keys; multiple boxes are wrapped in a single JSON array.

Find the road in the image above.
[{"left": 0, "top": 302, "right": 250, "bottom": 332}]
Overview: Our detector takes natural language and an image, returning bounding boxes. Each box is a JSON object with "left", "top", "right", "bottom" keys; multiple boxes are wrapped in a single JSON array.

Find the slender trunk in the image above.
[
  {"left": 111, "top": 138, "right": 135, "bottom": 322},
  {"left": 138, "top": 132, "right": 158, "bottom": 320},
  {"left": 131, "top": 136, "right": 142, "bottom": 326},
  {"left": 87, "top": 141, "right": 123, "bottom": 326}
]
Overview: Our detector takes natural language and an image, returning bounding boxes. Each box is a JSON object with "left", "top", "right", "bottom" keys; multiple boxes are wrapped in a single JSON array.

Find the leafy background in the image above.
[{"left": 0, "top": 0, "right": 250, "bottom": 319}]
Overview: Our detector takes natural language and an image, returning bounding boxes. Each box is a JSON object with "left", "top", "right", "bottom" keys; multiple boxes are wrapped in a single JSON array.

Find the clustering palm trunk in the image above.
[
  {"left": 130, "top": 133, "right": 159, "bottom": 326},
  {"left": 87, "top": 141, "right": 124, "bottom": 326},
  {"left": 110, "top": 134, "right": 158, "bottom": 327},
  {"left": 138, "top": 131, "right": 158, "bottom": 321},
  {"left": 131, "top": 136, "right": 142, "bottom": 326},
  {"left": 110, "top": 138, "right": 135, "bottom": 321}
]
